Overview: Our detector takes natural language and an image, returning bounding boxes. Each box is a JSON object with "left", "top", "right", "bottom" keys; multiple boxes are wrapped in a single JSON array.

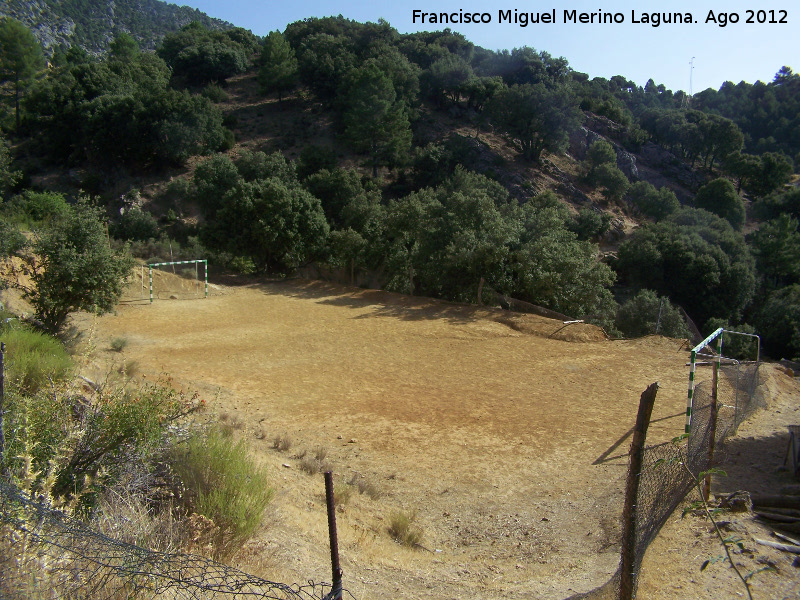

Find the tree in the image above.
[
  {"left": 512, "top": 193, "right": 616, "bottom": 320},
  {"left": 593, "top": 163, "right": 629, "bottom": 203},
  {"left": 109, "top": 32, "right": 140, "bottom": 61},
  {"left": 615, "top": 289, "right": 690, "bottom": 339},
  {"left": 424, "top": 54, "right": 473, "bottom": 105},
  {"left": 487, "top": 83, "right": 583, "bottom": 162},
  {"left": 627, "top": 181, "right": 679, "bottom": 220},
  {"left": 583, "top": 140, "right": 616, "bottom": 178},
  {"left": 746, "top": 152, "right": 794, "bottom": 198},
  {"left": 28, "top": 201, "right": 134, "bottom": 333},
  {"left": 616, "top": 207, "right": 756, "bottom": 325},
  {"left": 749, "top": 214, "right": 800, "bottom": 288},
  {"left": 694, "top": 178, "right": 745, "bottom": 230},
  {"left": 0, "top": 18, "right": 45, "bottom": 129},
  {"left": 158, "top": 22, "right": 251, "bottom": 87},
  {"left": 201, "top": 178, "right": 329, "bottom": 273},
  {"left": 341, "top": 64, "right": 412, "bottom": 177},
  {"left": 756, "top": 285, "right": 800, "bottom": 360},
  {"left": 258, "top": 31, "right": 297, "bottom": 103}
]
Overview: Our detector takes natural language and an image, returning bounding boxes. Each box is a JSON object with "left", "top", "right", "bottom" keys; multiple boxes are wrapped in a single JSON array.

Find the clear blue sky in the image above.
[{"left": 178, "top": 0, "right": 795, "bottom": 94}]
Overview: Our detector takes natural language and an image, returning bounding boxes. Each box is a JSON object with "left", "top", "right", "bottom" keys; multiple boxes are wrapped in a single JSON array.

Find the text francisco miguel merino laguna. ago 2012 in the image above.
[{"left": 411, "top": 8, "right": 789, "bottom": 27}]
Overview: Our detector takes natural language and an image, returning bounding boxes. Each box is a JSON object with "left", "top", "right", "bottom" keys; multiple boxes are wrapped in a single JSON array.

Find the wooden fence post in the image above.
[{"left": 619, "top": 382, "right": 660, "bottom": 600}]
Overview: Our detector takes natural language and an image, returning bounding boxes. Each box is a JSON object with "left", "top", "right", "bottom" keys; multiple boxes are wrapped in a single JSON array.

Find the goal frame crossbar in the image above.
[
  {"left": 148, "top": 260, "right": 208, "bottom": 304},
  {"left": 685, "top": 327, "right": 760, "bottom": 433}
]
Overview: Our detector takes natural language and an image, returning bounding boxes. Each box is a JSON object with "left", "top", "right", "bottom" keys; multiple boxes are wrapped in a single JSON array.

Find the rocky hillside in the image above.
[{"left": 0, "top": 0, "right": 232, "bottom": 56}]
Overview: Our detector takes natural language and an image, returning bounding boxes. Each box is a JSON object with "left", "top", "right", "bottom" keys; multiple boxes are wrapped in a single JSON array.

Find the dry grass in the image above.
[
  {"left": 348, "top": 473, "right": 382, "bottom": 500},
  {"left": 388, "top": 510, "right": 424, "bottom": 548},
  {"left": 272, "top": 433, "right": 292, "bottom": 452}
]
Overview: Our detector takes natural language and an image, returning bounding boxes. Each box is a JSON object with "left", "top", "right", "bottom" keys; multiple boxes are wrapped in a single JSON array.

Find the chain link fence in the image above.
[
  {"left": 569, "top": 360, "right": 768, "bottom": 600},
  {"left": 0, "top": 480, "right": 354, "bottom": 600}
]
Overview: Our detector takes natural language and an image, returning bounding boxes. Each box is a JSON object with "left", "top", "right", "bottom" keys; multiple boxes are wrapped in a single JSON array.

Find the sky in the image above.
[{"left": 177, "top": 0, "right": 796, "bottom": 94}]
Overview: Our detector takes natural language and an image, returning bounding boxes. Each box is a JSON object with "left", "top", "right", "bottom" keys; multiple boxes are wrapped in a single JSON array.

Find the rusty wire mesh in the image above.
[
  {"left": 569, "top": 361, "right": 768, "bottom": 600},
  {"left": 0, "top": 480, "right": 354, "bottom": 600}
]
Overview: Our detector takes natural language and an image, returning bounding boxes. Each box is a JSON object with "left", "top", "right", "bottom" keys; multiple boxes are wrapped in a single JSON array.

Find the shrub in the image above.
[
  {"left": 272, "top": 433, "right": 292, "bottom": 451},
  {"left": 110, "top": 337, "right": 128, "bottom": 352},
  {"left": 388, "top": 510, "right": 423, "bottom": 547},
  {"left": 615, "top": 289, "right": 690, "bottom": 339},
  {"left": 170, "top": 427, "right": 273, "bottom": 560},
  {"left": 202, "top": 84, "right": 229, "bottom": 103},
  {"left": 627, "top": 181, "right": 680, "bottom": 220}
]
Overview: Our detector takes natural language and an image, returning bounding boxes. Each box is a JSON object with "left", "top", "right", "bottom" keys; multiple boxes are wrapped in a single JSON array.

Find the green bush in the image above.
[
  {"left": 112, "top": 207, "right": 160, "bottom": 241},
  {"left": 202, "top": 84, "right": 229, "bottom": 103},
  {"left": 615, "top": 289, "right": 690, "bottom": 339},
  {"left": 170, "top": 428, "right": 273, "bottom": 560}
]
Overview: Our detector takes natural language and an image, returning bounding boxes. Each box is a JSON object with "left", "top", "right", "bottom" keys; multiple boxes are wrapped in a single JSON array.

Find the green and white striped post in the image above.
[
  {"left": 148, "top": 260, "right": 208, "bottom": 304},
  {"left": 686, "top": 327, "right": 724, "bottom": 433},
  {"left": 686, "top": 349, "right": 696, "bottom": 434}
]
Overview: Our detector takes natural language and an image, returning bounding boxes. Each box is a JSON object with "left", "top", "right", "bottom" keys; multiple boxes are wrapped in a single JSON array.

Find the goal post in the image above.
[
  {"left": 148, "top": 260, "right": 208, "bottom": 303},
  {"left": 685, "top": 327, "right": 761, "bottom": 433}
]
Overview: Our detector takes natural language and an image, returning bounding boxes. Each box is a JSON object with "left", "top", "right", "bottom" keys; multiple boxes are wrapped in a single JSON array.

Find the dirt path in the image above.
[{"left": 81, "top": 277, "right": 798, "bottom": 599}]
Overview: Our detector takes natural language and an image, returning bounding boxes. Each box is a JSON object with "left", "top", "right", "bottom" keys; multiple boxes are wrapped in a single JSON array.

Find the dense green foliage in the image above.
[
  {"left": 487, "top": 83, "right": 583, "bottom": 162},
  {"left": 693, "top": 178, "right": 745, "bottom": 230},
  {"left": 195, "top": 151, "right": 329, "bottom": 272},
  {"left": 626, "top": 181, "right": 680, "bottom": 220},
  {"left": 158, "top": 22, "right": 257, "bottom": 87},
  {"left": 26, "top": 43, "right": 227, "bottom": 169},
  {"left": 28, "top": 201, "right": 134, "bottom": 333},
  {"left": 616, "top": 208, "right": 756, "bottom": 326},
  {"left": 257, "top": 31, "right": 297, "bottom": 101},
  {"left": 0, "top": 17, "right": 44, "bottom": 128},
  {"left": 615, "top": 289, "right": 690, "bottom": 339}
]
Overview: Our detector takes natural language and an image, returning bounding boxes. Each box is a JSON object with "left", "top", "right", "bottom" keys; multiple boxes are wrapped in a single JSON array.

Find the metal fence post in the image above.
[{"left": 324, "top": 471, "right": 342, "bottom": 600}]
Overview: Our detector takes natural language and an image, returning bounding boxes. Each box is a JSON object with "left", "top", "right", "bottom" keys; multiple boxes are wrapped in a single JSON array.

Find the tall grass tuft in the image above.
[
  {"left": 170, "top": 428, "right": 273, "bottom": 560},
  {"left": 388, "top": 510, "right": 424, "bottom": 548},
  {"left": 1, "top": 323, "right": 72, "bottom": 395}
]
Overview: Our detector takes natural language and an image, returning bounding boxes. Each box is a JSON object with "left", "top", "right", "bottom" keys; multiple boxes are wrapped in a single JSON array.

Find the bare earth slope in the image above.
[{"left": 78, "top": 277, "right": 799, "bottom": 599}]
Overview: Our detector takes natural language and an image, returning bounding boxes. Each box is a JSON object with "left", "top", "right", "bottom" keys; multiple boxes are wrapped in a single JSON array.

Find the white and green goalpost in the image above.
[
  {"left": 148, "top": 260, "right": 208, "bottom": 303},
  {"left": 685, "top": 327, "right": 760, "bottom": 433}
]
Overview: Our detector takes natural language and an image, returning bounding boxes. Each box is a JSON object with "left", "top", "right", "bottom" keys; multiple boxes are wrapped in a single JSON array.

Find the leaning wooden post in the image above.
[
  {"left": 619, "top": 382, "right": 660, "bottom": 600},
  {"left": 324, "top": 471, "right": 343, "bottom": 600}
]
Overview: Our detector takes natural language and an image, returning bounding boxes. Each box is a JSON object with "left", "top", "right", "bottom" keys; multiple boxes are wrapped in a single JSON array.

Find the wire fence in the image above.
[
  {"left": 0, "top": 480, "right": 354, "bottom": 600},
  {"left": 569, "top": 361, "right": 768, "bottom": 600}
]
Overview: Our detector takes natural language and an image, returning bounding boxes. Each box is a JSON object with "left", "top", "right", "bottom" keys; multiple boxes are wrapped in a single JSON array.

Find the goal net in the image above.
[{"left": 147, "top": 260, "right": 208, "bottom": 303}]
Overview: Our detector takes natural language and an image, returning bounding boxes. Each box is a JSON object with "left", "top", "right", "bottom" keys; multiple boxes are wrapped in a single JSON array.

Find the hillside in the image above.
[{"left": 0, "top": 0, "right": 232, "bottom": 55}]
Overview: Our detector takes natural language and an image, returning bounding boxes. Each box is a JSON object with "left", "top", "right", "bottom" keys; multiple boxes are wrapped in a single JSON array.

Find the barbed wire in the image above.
[{"left": 0, "top": 480, "right": 355, "bottom": 600}]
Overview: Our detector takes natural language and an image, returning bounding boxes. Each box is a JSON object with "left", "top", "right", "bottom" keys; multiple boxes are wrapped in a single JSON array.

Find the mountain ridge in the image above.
[{"left": 0, "top": 0, "right": 233, "bottom": 56}]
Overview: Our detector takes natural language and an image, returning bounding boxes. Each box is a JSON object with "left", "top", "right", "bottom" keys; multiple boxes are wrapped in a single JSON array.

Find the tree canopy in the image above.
[{"left": 28, "top": 201, "right": 134, "bottom": 333}]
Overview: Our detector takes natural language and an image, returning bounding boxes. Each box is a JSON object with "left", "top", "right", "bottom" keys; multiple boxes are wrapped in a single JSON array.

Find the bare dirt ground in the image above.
[{"left": 74, "top": 274, "right": 800, "bottom": 599}]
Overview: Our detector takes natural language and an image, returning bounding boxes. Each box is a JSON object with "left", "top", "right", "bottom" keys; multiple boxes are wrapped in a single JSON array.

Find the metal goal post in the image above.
[
  {"left": 148, "top": 260, "right": 208, "bottom": 304},
  {"left": 685, "top": 327, "right": 760, "bottom": 433}
]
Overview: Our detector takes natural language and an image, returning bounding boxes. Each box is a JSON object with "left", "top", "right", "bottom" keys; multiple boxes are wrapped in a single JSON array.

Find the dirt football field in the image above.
[{"left": 78, "top": 274, "right": 799, "bottom": 600}]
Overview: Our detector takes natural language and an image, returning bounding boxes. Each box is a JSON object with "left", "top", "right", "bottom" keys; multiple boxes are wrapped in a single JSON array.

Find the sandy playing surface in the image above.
[{"left": 80, "top": 276, "right": 799, "bottom": 599}]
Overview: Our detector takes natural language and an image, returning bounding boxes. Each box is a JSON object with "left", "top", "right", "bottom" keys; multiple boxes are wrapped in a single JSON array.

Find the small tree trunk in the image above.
[
  {"left": 477, "top": 277, "right": 485, "bottom": 305},
  {"left": 408, "top": 265, "right": 414, "bottom": 296}
]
